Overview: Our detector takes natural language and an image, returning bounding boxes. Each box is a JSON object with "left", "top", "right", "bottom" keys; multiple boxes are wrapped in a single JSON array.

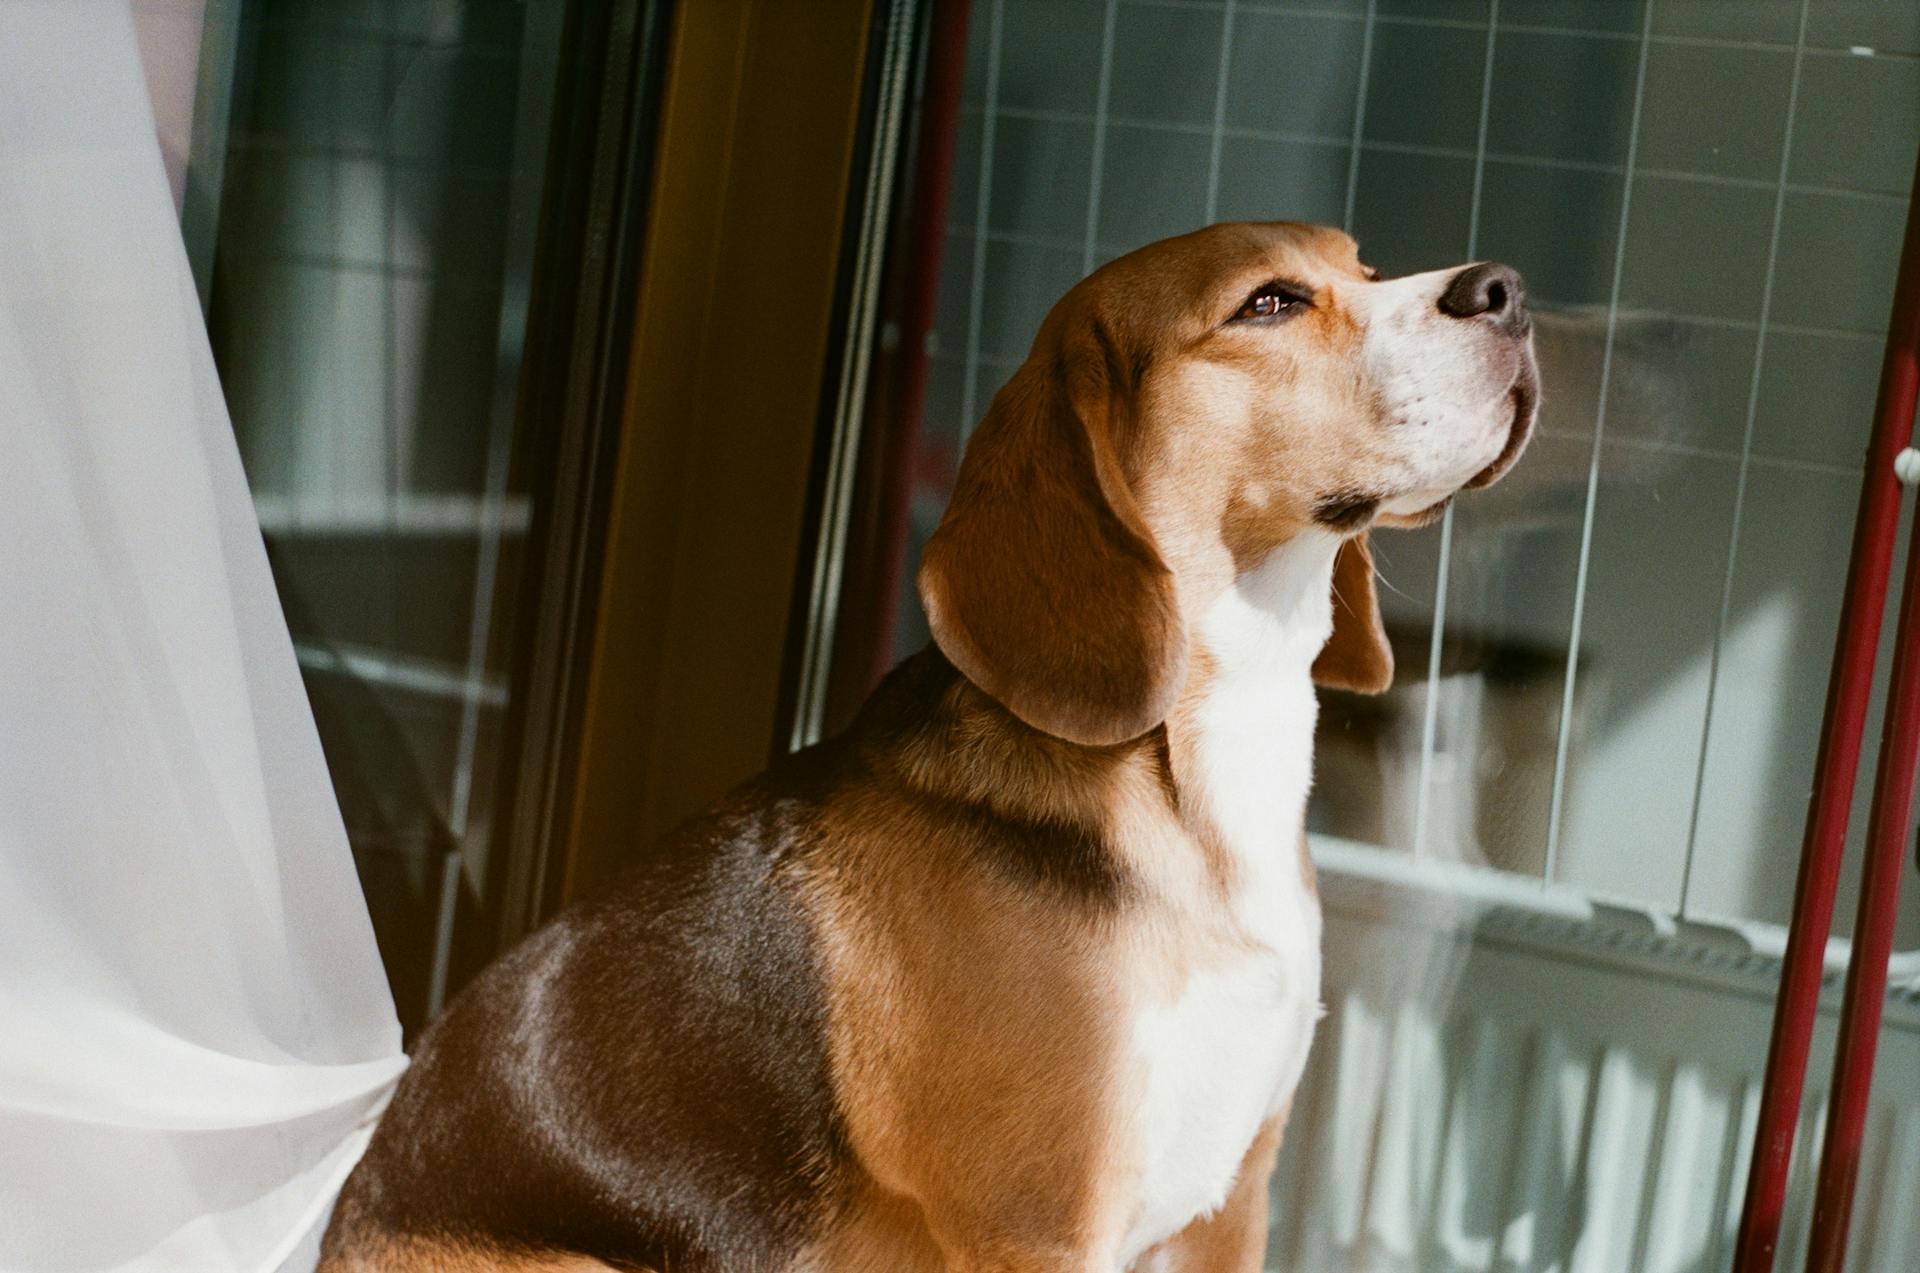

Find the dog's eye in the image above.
[{"left": 1232, "top": 283, "right": 1310, "bottom": 323}]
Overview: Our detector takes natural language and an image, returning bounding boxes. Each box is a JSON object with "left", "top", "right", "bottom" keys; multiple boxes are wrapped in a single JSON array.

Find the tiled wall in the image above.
[{"left": 907, "top": 0, "right": 1920, "bottom": 942}]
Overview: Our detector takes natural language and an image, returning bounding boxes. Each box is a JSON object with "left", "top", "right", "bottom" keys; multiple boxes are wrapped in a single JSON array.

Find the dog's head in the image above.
[{"left": 918, "top": 221, "right": 1538, "bottom": 746}]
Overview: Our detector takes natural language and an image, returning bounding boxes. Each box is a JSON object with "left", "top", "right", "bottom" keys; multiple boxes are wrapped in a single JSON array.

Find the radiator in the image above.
[{"left": 1265, "top": 859, "right": 1920, "bottom": 1273}]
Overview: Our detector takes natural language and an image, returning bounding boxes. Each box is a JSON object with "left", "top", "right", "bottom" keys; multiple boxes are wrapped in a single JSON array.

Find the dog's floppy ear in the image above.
[
  {"left": 1313, "top": 534, "right": 1393, "bottom": 694},
  {"left": 917, "top": 325, "right": 1186, "bottom": 746}
]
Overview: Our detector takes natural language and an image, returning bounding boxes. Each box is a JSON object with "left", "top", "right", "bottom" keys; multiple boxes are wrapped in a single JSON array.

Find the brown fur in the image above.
[
  {"left": 1313, "top": 536, "right": 1394, "bottom": 694},
  {"left": 804, "top": 673, "right": 1222, "bottom": 1270},
  {"left": 918, "top": 325, "right": 1189, "bottom": 748},
  {"left": 919, "top": 223, "right": 1397, "bottom": 750},
  {"left": 322, "top": 222, "right": 1532, "bottom": 1273}
]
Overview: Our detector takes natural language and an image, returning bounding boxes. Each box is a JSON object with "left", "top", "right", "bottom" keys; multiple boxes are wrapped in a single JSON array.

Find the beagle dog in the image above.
[{"left": 319, "top": 221, "right": 1536, "bottom": 1273}]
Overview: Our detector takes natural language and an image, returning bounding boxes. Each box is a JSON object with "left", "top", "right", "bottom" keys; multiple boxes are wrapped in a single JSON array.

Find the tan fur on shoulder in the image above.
[{"left": 803, "top": 705, "right": 1144, "bottom": 1267}]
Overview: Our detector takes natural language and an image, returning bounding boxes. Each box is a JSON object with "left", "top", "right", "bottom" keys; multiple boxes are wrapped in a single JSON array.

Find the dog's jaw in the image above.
[{"left": 1466, "top": 358, "right": 1541, "bottom": 490}]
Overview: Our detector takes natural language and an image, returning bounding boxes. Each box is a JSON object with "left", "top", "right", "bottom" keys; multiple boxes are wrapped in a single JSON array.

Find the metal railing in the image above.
[{"left": 1735, "top": 148, "right": 1920, "bottom": 1273}]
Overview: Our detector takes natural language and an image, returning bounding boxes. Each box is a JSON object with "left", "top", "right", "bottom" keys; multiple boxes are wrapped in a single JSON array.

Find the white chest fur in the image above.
[{"left": 1120, "top": 537, "right": 1335, "bottom": 1265}]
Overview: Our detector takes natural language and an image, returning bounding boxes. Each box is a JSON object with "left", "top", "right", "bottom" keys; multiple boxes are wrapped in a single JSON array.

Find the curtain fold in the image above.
[{"left": 0, "top": 3, "right": 408, "bottom": 1269}]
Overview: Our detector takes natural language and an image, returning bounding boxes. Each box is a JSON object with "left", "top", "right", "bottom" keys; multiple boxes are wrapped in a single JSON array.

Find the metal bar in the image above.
[
  {"left": 1801, "top": 162, "right": 1920, "bottom": 1273},
  {"left": 1338, "top": 0, "right": 1377, "bottom": 235},
  {"left": 956, "top": 0, "right": 1002, "bottom": 442},
  {"left": 1081, "top": 0, "right": 1118, "bottom": 275},
  {"left": 1412, "top": 0, "right": 1499, "bottom": 863},
  {"left": 1544, "top": 0, "right": 1657, "bottom": 886},
  {"left": 784, "top": 0, "right": 921, "bottom": 751},
  {"left": 859, "top": 0, "right": 975, "bottom": 694},
  {"left": 1680, "top": 0, "right": 1813, "bottom": 917},
  {"left": 1733, "top": 149, "right": 1920, "bottom": 1273}
]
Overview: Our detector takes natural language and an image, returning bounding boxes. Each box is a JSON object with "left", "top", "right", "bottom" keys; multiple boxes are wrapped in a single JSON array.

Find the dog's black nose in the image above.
[{"left": 1438, "top": 261, "right": 1529, "bottom": 336}]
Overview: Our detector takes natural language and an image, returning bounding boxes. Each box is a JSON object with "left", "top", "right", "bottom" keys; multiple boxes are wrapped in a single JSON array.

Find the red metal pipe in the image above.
[
  {"left": 1733, "top": 153, "right": 1920, "bottom": 1273},
  {"left": 1806, "top": 455, "right": 1920, "bottom": 1270},
  {"left": 1801, "top": 165, "right": 1920, "bottom": 1273}
]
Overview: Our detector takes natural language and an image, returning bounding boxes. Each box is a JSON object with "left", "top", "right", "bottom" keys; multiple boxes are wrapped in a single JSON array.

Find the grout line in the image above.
[
  {"left": 1234, "top": 1, "right": 1391, "bottom": 15},
  {"left": 1364, "top": 12, "right": 1487, "bottom": 30},
  {"left": 963, "top": 228, "right": 1087, "bottom": 251},
  {"left": 1590, "top": 310, "right": 1889, "bottom": 340},
  {"left": 961, "top": 106, "right": 1908, "bottom": 204},
  {"left": 1802, "top": 44, "right": 1920, "bottom": 64},
  {"left": 1203, "top": 0, "right": 1238, "bottom": 223},
  {"left": 1411, "top": 506, "right": 1455, "bottom": 859},
  {"left": 1299, "top": 7, "right": 1905, "bottom": 58},
  {"left": 1742, "top": 452, "right": 1870, "bottom": 479},
  {"left": 1750, "top": 318, "right": 1892, "bottom": 340},
  {"left": 1083, "top": 0, "right": 1122, "bottom": 274},
  {"left": 1465, "top": 0, "right": 1499, "bottom": 255},
  {"left": 1532, "top": 426, "right": 1866, "bottom": 479},
  {"left": 1679, "top": 0, "right": 1813, "bottom": 918},
  {"left": 1543, "top": 0, "right": 1659, "bottom": 888},
  {"left": 1188, "top": 119, "right": 1343, "bottom": 146},
  {"left": 1341, "top": 0, "right": 1378, "bottom": 233},
  {"left": 1412, "top": 0, "right": 1500, "bottom": 863},
  {"left": 958, "top": 1, "right": 1911, "bottom": 59},
  {"left": 958, "top": 0, "right": 1005, "bottom": 440},
  {"left": 982, "top": 104, "right": 1342, "bottom": 146},
  {"left": 1634, "top": 167, "right": 1907, "bottom": 201}
]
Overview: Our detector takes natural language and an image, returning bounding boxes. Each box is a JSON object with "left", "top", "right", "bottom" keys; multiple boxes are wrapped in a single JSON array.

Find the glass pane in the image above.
[
  {"left": 851, "top": 1, "right": 1920, "bottom": 1268},
  {"left": 193, "top": 0, "right": 564, "bottom": 1031}
]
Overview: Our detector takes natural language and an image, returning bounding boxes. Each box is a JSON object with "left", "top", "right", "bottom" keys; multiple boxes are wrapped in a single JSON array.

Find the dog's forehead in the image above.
[
  {"left": 1209, "top": 221, "right": 1361, "bottom": 277},
  {"left": 1082, "top": 222, "right": 1364, "bottom": 319}
]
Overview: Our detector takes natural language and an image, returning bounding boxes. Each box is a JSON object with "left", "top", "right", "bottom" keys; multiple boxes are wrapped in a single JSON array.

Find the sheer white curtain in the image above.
[{"left": 0, "top": 4, "right": 408, "bottom": 1270}]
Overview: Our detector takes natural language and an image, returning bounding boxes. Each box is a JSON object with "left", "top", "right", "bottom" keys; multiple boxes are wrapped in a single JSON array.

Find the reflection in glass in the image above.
[
  {"left": 872, "top": 2, "right": 1920, "bottom": 1269},
  {"left": 197, "top": 0, "right": 563, "bottom": 1030}
]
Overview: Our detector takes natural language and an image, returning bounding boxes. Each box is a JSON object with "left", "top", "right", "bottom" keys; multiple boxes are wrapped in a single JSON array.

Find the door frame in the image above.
[{"left": 518, "top": 0, "right": 913, "bottom": 914}]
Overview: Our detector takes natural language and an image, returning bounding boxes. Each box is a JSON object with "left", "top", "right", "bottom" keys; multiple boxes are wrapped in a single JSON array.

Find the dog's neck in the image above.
[
  {"left": 1165, "top": 531, "right": 1338, "bottom": 893},
  {"left": 876, "top": 533, "right": 1339, "bottom": 891},
  {"left": 1193, "top": 532, "right": 1341, "bottom": 684}
]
